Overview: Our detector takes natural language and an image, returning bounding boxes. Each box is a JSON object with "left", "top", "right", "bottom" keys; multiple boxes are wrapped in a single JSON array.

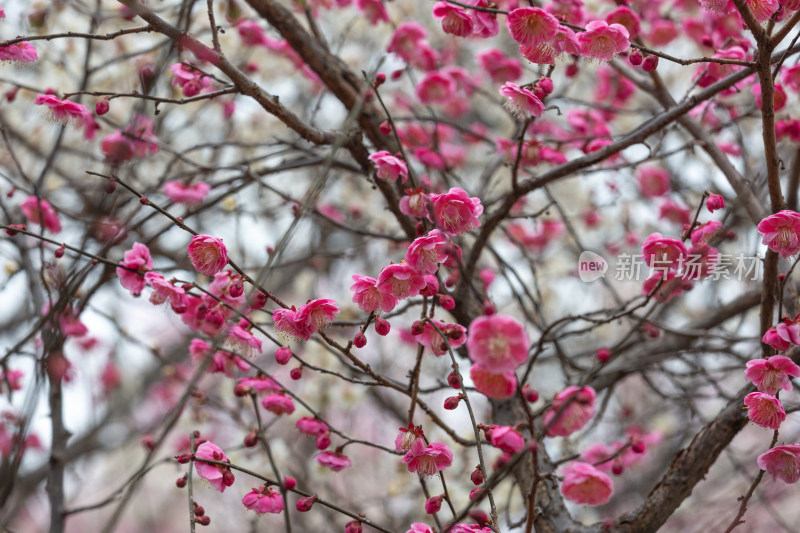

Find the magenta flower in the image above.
[
  {"left": 261, "top": 394, "right": 295, "bottom": 415},
  {"left": 350, "top": 275, "right": 398, "bottom": 313},
  {"left": 544, "top": 386, "right": 596, "bottom": 437},
  {"left": 642, "top": 270, "right": 691, "bottom": 303},
  {"left": 499, "top": 82, "right": 545, "bottom": 119},
  {"left": 188, "top": 234, "right": 228, "bottom": 276},
  {"left": 100, "top": 131, "right": 135, "bottom": 163},
  {"left": 505, "top": 7, "right": 559, "bottom": 46},
  {"left": 485, "top": 425, "right": 525, "bottom": 454},
  {"left": 641, "top": 233, "right": 688, "bottom": 270},
  {"left": 316, "top": 451, "right": 351, "bottom": 472},
  {"left": 34, "top": 94, "right": 90, "bottom": 126},
  {"left": 744, "top": 392, "right": 786, "bottom": 430},
  {"left": 225, "top": 325, "right": 262, "bottom": 357},
  {"left": 402, "top": 442, "right": 453, "bottom": 476},
  {"left": 758, "top": 444, "right": 800, "bottom": 483},
  {"left": 237, "top": 375, "right": 281, "bottom": 394},
  {"left": 636, "top": 166, "right": 671, "bottom": 198},
  {"left": 405, "top": 230, "right": 450, "bottom": 275},
  {"left": 116, "top": 242, "right": 152, "bottom": 297},
  {"left": 237, "top": 20, "right": 270, "bottom": 47},
  {"left": 144, "top": 272, "right": 188, "bottom": 314},
  {"left": 295, "top": 298, "right": 339, "bottom": 333},
  {"left": 519, "top": 26, "right": 580, "bottom": 65},
  {"left": 20, "top": 196, "right": 62, "bottom": 233},
  {"left": 578, "top": 20, "right": 630, "bottom": 61},
  {"left": 428, "top": 187, "right": 483, "bottom": 236},
  {"left": 560, "top": 461, "right": 614, "bottom": 505},
  {"left": 194, "top": 441, "right": 234, "bottom": 492},
  {"left": 368, "top": 151, "right": 409, "bottom": 183},
  {"left": 387, "top": 22, "right": 427, "bottom": 63},
  {"left": 407, "top": 524, "right": 435, "bottom": 533},
  {"left": 416, "top": 71, "right": 456, "bottom": 104},
  {"left": 376, "top": 262, "right": 427, "bottom": 300},
  {"left": 690, "top": 220, "right": 723, "bottom": 246},
  {"left": 0, "top": 41, "right": 38, "bottom": 63},
  {"left": 762, "top": 327, "right": 792, "bottom": 352},
  {"left": 297, "top": 417, "right": 329, "bottom": 437},
  {"left": 242, "top": 486, "right": 284, "bottom": 514},
  {"left": 605, "top": 6, "right": 641, "bottom": 39},
  {"left": 777, "top": 315, "right": 800, "bottom": 346},
  {"left": 467, "top": 314, "right": 530, "bottom": 373},
  {"left": 399, "top": 188, "right": 430, "bottom": 219},
  {"left": 432, "top": 2, "right": 473, "bottom": 37},
  {"left": 706, "top": 194, "right": 725, "bottom": 213},
  {"left": 477, "top": 49, "right": 522, "bottom": 83},
  {"left": 746, "top": 0, "right": 779, "bottom": 22},
  {"left": 415, "top": 319, "right": 466, "bottom": 356},
  {"left": 745, "top": 355, "right": 800, "bottom": 394},
  {"left": 757, "top": 210, "right": 800, "bottom": 258},
  {"left": 273, "top": 307, "right": 314, "bottom": 341},
  {"left": 163, "top": 181, "right": 211, "bottom": 205},
  {"left": 470, "top": 364, "right": 517, "bottom": 399}
]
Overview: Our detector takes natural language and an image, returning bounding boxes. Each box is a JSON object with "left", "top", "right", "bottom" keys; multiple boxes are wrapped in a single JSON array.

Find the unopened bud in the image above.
[{"left": 353, "top": 332, "right": 367, "bottom": 348}]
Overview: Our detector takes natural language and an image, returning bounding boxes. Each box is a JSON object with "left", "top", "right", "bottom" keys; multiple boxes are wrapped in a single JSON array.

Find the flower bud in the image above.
[
  {"left": 425, "top": 494, "right": 443, "bottom": 514},
  {"left": 275, "top": 346, "right": 292, "bottom": 365},
  {"left": 629, "top": 49, "right": 643, "bottom": 66},
  {"left": 373, "top": 72, "right": 386, "bottom": 87},
  {"left": 642, "top": 54, "right": 659, "bottom": 72},
  {"left": 195, "top": 516, "right": 210, "bottom": 526},
  {"left": 296, "top": 495, "right": 317, "bottom": 512},
  {"left": 438, "top": 295, "right": 455, "bottom": 310},
  {"left": 176, "top": 475, "right": 187, "bottom": 488},
  {"left": 176, "top": 453, "right": 193, "bottom": 464},
  {"left": 283, "top": 476, "right": 297, "bottom": 490},
  {"left": 244, "top": 431, "right": 258, "bottom": 448},
  {"left": 596, "top": 348, "right": 611, "bottom": 363},
  {"left": 250, "top": 291, "right": 268, "bottom": 309},
  {"left": 222, "top": 469, "right": 235, "bottom": 486},
  {"left": 345, "top": 520, "right": 363, "bottom": 533},
  {"left": 443, "top": 395, "right": 461, "bottom": 410},
  {"left": 353, "top": 332, "right": 367, "bottom": 348},
  {"left": 374, "top": 317, "right": 391, "bottom": 336},
  {"left": 316, "top": 433, "right": 331, "bottom": 450},
  {"left": 95, "top": 99, "right": 109, "bottom": 116},
  {"left": 447, "top": 371, "right": 461, "bottom": 389},
  {"left": 290, "top": 366, "right": 303, "bottom": 380},
  {"left": 471, "top": 466, "right": 484, "bottom": 485},
  {"left": 411, "top": 321, "right": 425, "bottom": 336},
  {"left": 522, "top": 385, "right": 539, "bottom": 403},
  {"left": 379, "top": 121, "right": 392, "bottom": 135}
]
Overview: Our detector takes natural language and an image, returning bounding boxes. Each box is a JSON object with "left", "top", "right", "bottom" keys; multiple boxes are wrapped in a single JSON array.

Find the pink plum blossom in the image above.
[
  {"left": 467, "top": 314, "right": 529, "bottom": 373},
  {"left": 0, "top": 42, "right": 38, "bottom": 63},
  {"left": 34, "top": 94, "right": 90, "bottom": 126},
  {"left": 578, "top": 21, "right": 630, "bottom": 61},
  {"left": 377, "top": 263, "right": 427, "bottom": 300},
  {"left": 20, "top": 196, "right": 62, "bottom": 233},
  {"left": 261, "top": 394, "right": 295, "bottom": 415},
  {"left": 432, "top": 2, "right": 474, "bottom": 37},
  {"left": 350, "top": 275, "right": 398, "bottom": 313},
  {"left": 636, "top": 166, "right": 671, "bottom": 198},
  {"left": 605, "top": 6, "right": 641, "bottom": 39},
  {"left": 387, "top": 22, "right": 427, "bottom": 64},
  {"left": 706, "top": 194, "right": 725, "bottom": 213},
  {"left": 499, "top": 82, "right": 545, "bottom": 119},
  {"left": 297, "top": 417, "right": 329, "bottom": 437},
  {"left": 415, "top": 320, "right": 466, "bottom": 356},
  {"left": 242, "top": 486, "right": 284, "bottom": 514},
  {"left": 745, "top": 355, "right": 800, "bottom": 394},
  {"left": 744, "top": 392, "right": 786, "bottom": 430},
  {"left": 404, "top": 230, "right": 450, "bottom": 275},
  {"left": 505, "top": 7, "right": 559, "bottom": 46},
  {"left": 757, "top": 210, "right": 800, "bottom": 258},
  {"left": 746, "top": 0, "right": 779, "bottom": 22},
  {"left": 116, "top": 242, "right": 152, "bottom": 297},
  {"left": 400, "top": 188, "right": 429, "bottom": 218},
  {"left": 762, "top": 327, "right": 792, "bottom": 352},
  {"left": 485, "top": 425, "right": 525, "bottom": 454},
  {"left": 641, "top": 233, "right": 688, "bottom": 270},
  {"left": 560, "top": 461, "right": 614, "bottom": 505},
  {"left": 356, "top": 0, "right": 389, "bottom": 25},
  {"left": 144, "top": 272, "right": 189, "bottom": 314},
  {"left": 477, "top": 49, "right": 522, "bottom": 83},
  {"left": 316, "top": 451, "right": 351, "bottom": 471},
  {"left": 470, "top": 364, "right": 517, "bottom": 399},
  {"left": 544, "top": 386, "right": 596, "bottom": 437},
  {"left": 162, "top": 181, "right": 211, "bottom": 205},
  {"left": 428, "top": 187, "right": 483, "bottom": 236},
  {"left": 757, "top": 444, "right": 800, "bottom": 483},
  {"left": 416, "top": 71, "right": 456, "bottom": 104},
  {"left": 188, "top": 234, "right": 228, "bottom": 276},
  {"left": 225, "top": 325, "right": 262, "bottom": 357},
  {"left": 519, "top": 26, "right": 580, "bottom": 65},
  {"left": 194, "top": 441, "right": 234, "bottom": 492},
  {"left": 368, "top": 151, "right": 408, "bottom": 183},
  {"left": 402, "top": 442, "right": 453, "bottom": 476},
  {"left": 295, "top": 298, "right": 339, "bottom": 333},
  {"left": 273, "top": 308, "right": 314, "bottom": 341}
]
